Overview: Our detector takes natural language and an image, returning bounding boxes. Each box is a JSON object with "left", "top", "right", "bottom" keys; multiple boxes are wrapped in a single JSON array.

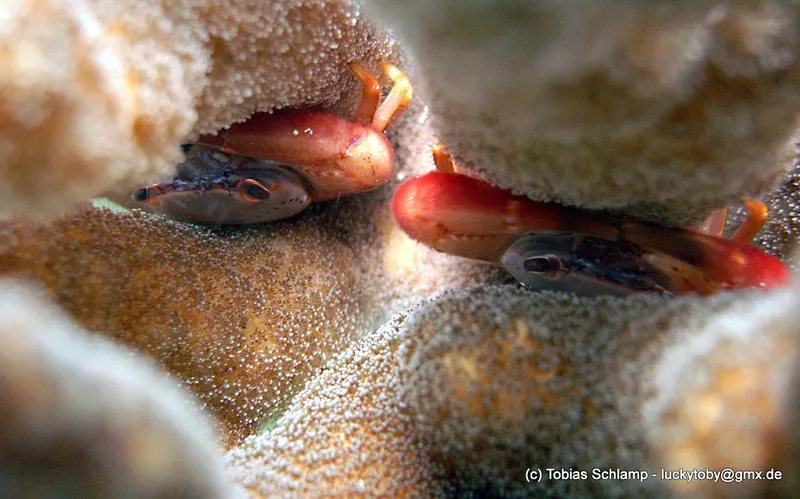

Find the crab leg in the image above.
[
  {"left": 700, "top": 207, "right": 728, "bottom": 236},
  {"left": 371, "top": 63, "right": 414, "bottom": 132},
  {"left": 696, "top": 197, "right": 767, "bottom": 242},
  {"left": 622, "top": 197, "right": 783, "bottom": 290},
  {"left": 630, "top": 197, "right": 779, "bottom": 291},
  {"left": 348, "top": 62, "right": 382, "bottom": 127},
  {"left": 432, "top": 143, "right": 457, "bottom": 173},
  {"left": 731, "top": 197, "right": 768, "bottom": 243}
]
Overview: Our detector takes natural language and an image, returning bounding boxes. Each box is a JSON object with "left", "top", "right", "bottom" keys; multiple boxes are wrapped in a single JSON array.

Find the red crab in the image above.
[
  {"left": 391, "top": 148, "right": 791, "bottom": 296},
  {"left": 131, "top": 62, "right": 413, "bottom": 224}
]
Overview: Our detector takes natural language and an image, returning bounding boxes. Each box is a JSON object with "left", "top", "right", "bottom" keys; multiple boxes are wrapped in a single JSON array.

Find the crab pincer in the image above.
[
  {"left": 132, "top": 62, "right": 413, "bottom": 224},
  {"left": 391, "top": 150, "right": 791, "bottom": 296}
]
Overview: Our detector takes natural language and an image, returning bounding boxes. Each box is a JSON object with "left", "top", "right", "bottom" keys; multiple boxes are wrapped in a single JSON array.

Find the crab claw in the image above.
[
  {"left": 196, "top": 111, "right": 395, "bottom": 202},
  {"left": 391, "top": 171, "right": 618, "bottom": 262},
  {"left": 622, "top": 224, "right": 792, "bottom": 290},
  {"left": 392, "top": 170, "right": 792, "bottom": 295}
]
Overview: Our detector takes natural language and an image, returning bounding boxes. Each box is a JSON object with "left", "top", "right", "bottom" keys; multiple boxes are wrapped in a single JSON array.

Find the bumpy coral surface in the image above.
[
  {"left": 228, "top": 286, "right": 800, "bottom": 497},
  {"left": 368, "top": 0, "right": 800, "bottom": 225},
  {"left": 2, "top": 0, "right": 800, "bottom": 498},
  {"left": 0, "top": 280, "right": 232, "bottom": 498},
  {"left": 641, "top": 287, "right": 800, "bottom": 498},
  {"left": 0, "top": 0, "right": 206, "bottom": 220},
  {"left": 0, "top": 205, "right": 375, "bottom": 445},
  {"left": 0, "top": 0, "right": 400, "bottom": 220},
  {"left": 727, "top": 159, "right": 800, "bottom": 269},
  {"left": 193, "top": 0, "right": 401, "bottom": 134},
  {"left": 0, "top": 198, "right": 500, "bottom": 445}
]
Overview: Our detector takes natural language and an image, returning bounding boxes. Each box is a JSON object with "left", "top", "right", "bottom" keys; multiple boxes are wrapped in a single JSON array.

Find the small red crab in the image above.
[
  {"left": 391, "top": 148, "right": 791, "bottom": 296},
  {"left": 131, "top": 62, "right": 413, "bottom": 224}
]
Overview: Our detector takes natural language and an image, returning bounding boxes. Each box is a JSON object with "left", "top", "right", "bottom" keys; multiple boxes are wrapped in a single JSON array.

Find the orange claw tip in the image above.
[
  {"left": 740, "top": 247, "right": 793, "bottom": 290},
  {"left": 390, "top": 171, "right": 579, "bottom": 255},
  {"left": 392, "top": 171, "right": 524, "bottom": 215},
  {"left": 390, "top": 174, "right": 429, "bottom": 241},
  {"left": 391, "top": 171, "right": 521, "bottom": 239},
  {"left": 701, "top": 241, "right": 792, "bottom": 290}
]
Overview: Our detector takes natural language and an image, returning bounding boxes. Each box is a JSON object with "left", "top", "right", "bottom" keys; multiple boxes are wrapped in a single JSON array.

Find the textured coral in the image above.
[
  {"left": 366, "top": 0, "right": 800, "bottom": 225},
  {"left": 0, "top": 0, "right": 465, "bottom": 446},
  {"left": 726, "top": 158, "right": 800, "bottom": 269},
  {"left": 640, "top": 287, "right": 800, "bottom": 498},
  {"left": 0, "top": 0, "right": 400, "bottom": 220},
  {"left": 2, "top": 0, "right": 800, "bottom": 498},
  {"left": 225, "top": 309, "right": 440, "bottom": 497},
  {"left": 229, "top": 286, "right": 800, "bottom": 498},
  {"left": 0, "top": 195, "right": 500, "bottom": 445},
  {"left": 0, "top": 206, "right": 370, "bottom": 445},
  {"left": 0, "top": 0, "right": 205, "bottom": 219},
  {"left": 192, "top": 0, "right": 401, "bottom": 135},
  {"left": 0, "top": 280, "right": 232, "bottom": 498}
]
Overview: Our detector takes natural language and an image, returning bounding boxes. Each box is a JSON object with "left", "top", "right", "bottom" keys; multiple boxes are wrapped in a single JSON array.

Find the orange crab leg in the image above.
[
  {"left": 697, "top": 197, "right": 767, "bottom": 242},
  {"left": 622, "top": 197, "right": 783, "bottom": 290},
  {"left": 371, "top": 63, "right": 414, "bottom": 132},
  {"left": 700, "top": 207, "right": 728, "bottom": 236},
  {"left": 348, "top": 62, "right": 382, "bottom": 127},
  {"left": 432, "top": 143, "right": 457, "bottom": 173},
  {"left": 645, "top": 197, "right": 777, "bottom": 291},
  {"left": 731, "top": 197, "right": 768, "bottom": 243}
]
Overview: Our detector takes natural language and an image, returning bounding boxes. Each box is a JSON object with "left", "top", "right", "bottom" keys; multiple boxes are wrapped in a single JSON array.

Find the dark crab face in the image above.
[
  {"left": 501, "top": 231, "right": 675, "bottom": 296},
  {"left": 131, "top": 146, "right": 311, "bottom": 225}
]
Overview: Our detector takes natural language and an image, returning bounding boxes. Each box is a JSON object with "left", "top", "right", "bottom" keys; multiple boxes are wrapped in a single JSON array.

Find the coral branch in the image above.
[{"left": 0, "top": 280, "right": 232, "bottom": 498}]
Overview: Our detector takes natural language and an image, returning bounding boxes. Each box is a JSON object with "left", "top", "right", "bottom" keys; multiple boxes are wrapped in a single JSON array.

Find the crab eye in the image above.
[
  {"left": 523, "top": 254, "right": 563, "bottom": 279},
  {"left": 240, "top": 179, "right": 271, "bottom": 201},
  {"left": 132, "top": 188, "right": 150, "bottom": 202}
]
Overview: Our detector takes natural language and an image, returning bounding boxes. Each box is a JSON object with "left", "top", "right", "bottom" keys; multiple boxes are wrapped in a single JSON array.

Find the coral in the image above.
[
  {"left": 640, "top": 286, "right": 800, "bottom": 498},
  {"left": 0, "top": 0, "right": 205, "bottom": 220},
  {"left": 0, "top": 0, "right": 506, "bottom": 446},
  {"left": 229, "top": 285, "right": 800, "bottom": 498},
  {"left": 192, "top": 0, "right": 401, "bottom": 135},
  {"left": 225, "top": 309, "right": 442, "bottom": 497},
  {"left": 0, "top": 0, "right": 469, "bottom": 444},
  {"left": 0, "top": 279, "right": 232, "bottom": 498},
  {"left": 2, "top": 0, "right": 800, "bottom": 498},
  {"left": 366, "top": 0, "right": 800, "bottom": 225},
  {"left": 0, "top": 206, "right": 370, "bottom": 445},
  {"left": 0, "top": 194, "right": 498, "bottom": 445},
  {"left": 0, "top": 0, "right": 401, "bottom": 220},
  {"left": 726, "top": 158, "right": 800, "bottom": 269}
]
